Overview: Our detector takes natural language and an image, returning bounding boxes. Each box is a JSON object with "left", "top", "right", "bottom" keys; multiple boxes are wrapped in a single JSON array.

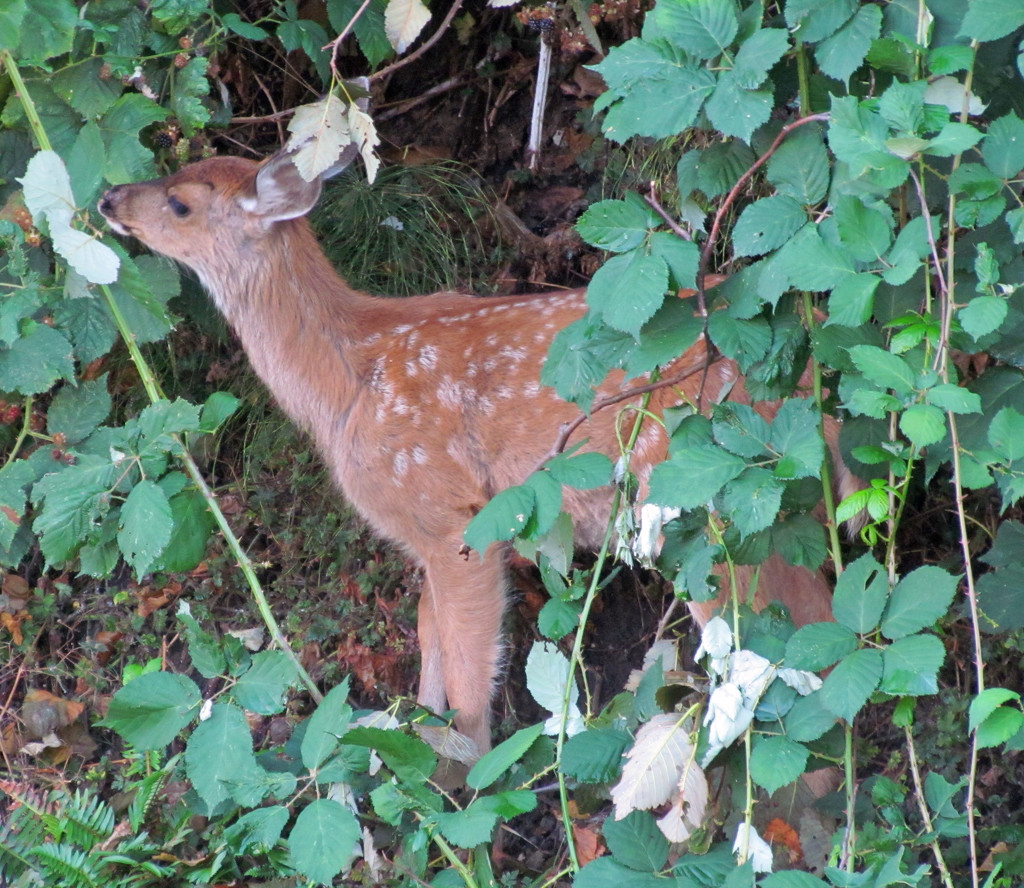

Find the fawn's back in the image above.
[{"left": 100, "top": 150, "right": 841, "bottom": 755}]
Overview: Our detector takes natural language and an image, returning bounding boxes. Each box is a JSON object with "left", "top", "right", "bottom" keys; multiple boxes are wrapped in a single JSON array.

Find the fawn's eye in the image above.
[{"left": 168, "top": 195, "right": 190, "bottom": 217}]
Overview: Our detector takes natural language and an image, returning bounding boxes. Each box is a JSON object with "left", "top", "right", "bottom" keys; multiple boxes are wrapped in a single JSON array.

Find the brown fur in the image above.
[{"left": 99, "top": 152, "right": 852, "bottom": 755}]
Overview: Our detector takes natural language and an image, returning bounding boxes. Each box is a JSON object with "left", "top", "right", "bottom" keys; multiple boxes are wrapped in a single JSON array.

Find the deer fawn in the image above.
[{"left": 99, "top": 149, "right": 856, "bottom": 756}]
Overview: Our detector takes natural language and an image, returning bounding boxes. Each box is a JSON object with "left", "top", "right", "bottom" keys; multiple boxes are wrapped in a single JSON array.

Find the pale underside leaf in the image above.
[
  {"left": 656, "top": 754, "right": 709, "bottom": 842},
  {"left": 384, "top": 0, "right": 432, "bottom": 54},
  {"left": 611, "top": 712, "right": 699, "bottom": 818},
  {"left": 348, "top": 104, "right": 381, "bottom": 183},
  {"left": 286, "top": 94, "right": 353, "bottom": 180}
]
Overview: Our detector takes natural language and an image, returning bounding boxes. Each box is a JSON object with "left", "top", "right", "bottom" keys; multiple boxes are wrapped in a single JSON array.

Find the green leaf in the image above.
[
  {"left": 524, "top": 470, "right": 563, "bottom": 536},
  {"left": 185, "top": 702, "right": 262, "bottom": 808},
  {"left": 732, "top": 195, "right": 806, "bottom": 258},
  {"left": 880, "top": 634, "right": 945, "bottom": 696},
  {"left": 587, "top": 249, "right": 668, "bottom": 337},
  {"left": 302, "top": 679, "right": 353, "bottom": 770},
  {"left": 761, "top": 873, "right": 830, "bottom": 888},
  {"left": 647, "top": 446, "right": 747, "bottom": 509},
  {"left": 705, "top": 71, "right": 773, "bottom": 144},
  {"left": 882, "top": 565, "right": 959, "bottom": 640},
  {"left": 975, "top": 706, "right": 1024, "bottom": 749},
  {"left": 0, "top": 0, "right": 25, "bottom": 51},
  {"left": 343, "top": 725, "right": 437, "bottom": 783},
  {"left": 652, "top": 0, "right": 738, "bottom": 59},
  {"left": 848, "top": 345, "right": 916, "bottom": 396},
  {"left": 601, "top": 68, "right": 716, "bottom": 142},
  {"left": 815, "top": 3, "right": 881, "bottom": 84},
  {"left": 603, "top": 810, "right": 669, "bottom": 872},
  {"left": 731, "top": 28, "right": 789, "bottom": 88},
  {"left": 924, "top": 122, "right": 984, "bottom": 157},
  {"left": 785, "top": 0, "right": 856, "bottom": 43},
  {"left": 541, "top": 314, "right": 634, "bottom": 409},
  {"left": 784, "top": 690, "right": 837, "bottom": 742},
  {"left": 959, "top": 296, "right": 1009, "bottom": 341},
  {"left": 468, "top": 723, "right": 545, "bottom": 790},
  {"left": 52, "top": 58, "right": 123, "bottom": 118},
  {"left": 959, "top": 0, "right": 1024, "bottom": 42},
  {"left": 969, "top": 687, "right": 1021, "bottom": 733},
  {"left": 767, "top": 127, "right": 830, "bottom": 205},
  {"left": 233, "top": 651, "right": 298, "bottom": 715},
  {"left": 786, "top": 622, "right": 858, "bottom": 671},
  {"left": 32, "top": 457, "right": 115, "bottom": 567},
  {"left": 118, "top": 479, "right": 173, "bottom": 577},
  {"left": 179, "top": 611, "right": 226, "bottom": 679},
  {"left": 983, "top": 114, "right": 1024, "bottom": 178},
  {"left": 770, "top": 398, "right": 825, "bottom": 479},
  {"left": 750, "top": 735, "right": 809, "bottom": 795},
  {"left": 721, "top": 468, "right": 784, "bottom": 538},
  {"left": 835, "top": 196, "right": 892, "bottom": 261},
  {"left": 899, "top": 403, "right": 947, "bottom": 447},
  {"left": 707, "top": 312, "right": 771, "bottom": 369},
  {"left": 0, "top": 323, "right": 75, "bottom": 395},
  {"left": 925, "top": 383, "right": 982, "bottom": 415},
  {"left": 104, "top": 671, "right": 201, "bottom": 750},
  {"left": 575, "top": 858, "right": 669, "bottom": 888},
  {"left": 769, "top": 514, "right": 827, "bottom": 571},
  {"left": 66, "top": 121, "right": 106, "bottom": 209},
  {"left": 827, "top": 273, "right": 881, "bottom": 327},
  {"left": 17, "top": 0, "right": 78, "bottom": 59},
  {"left": 435, "top": 791, "right": 537, "bottom": 848},
  {"left": 288, "top": 799, "right": 360, "bottom": 884},
  {"left": 576, "top": 199, "right": 652, "bottom": 252},
  {"left": 224, "top": 805, "right": 289, "bottom": 854},
  {"left": 546, "top": 451, "right": 613, "bottom": 489},
  {"left": 464, "top": 484, "right": 535, "bottom": 552},
  {"left": 0, "top": 461, "right": 33, "bottom": 552},
  {"left": 157, "top": 487, "right": 216, "bottom": 573},
  {"left": 821, "top": 648, "right": 883, "bottom": 722},
  {"left": 989, "top": 407, "right": 1024, "bottom": 460},
  {"left": 538, "top": 596, "right": 582, "bottom": 639},
  {"left": 99, "top": 94, "right": 168, "bottom": 184},
  {"left": 47, "top": 377, "right": 111, "bottom": 445},
  {"left": 220, "top": 11, "right": 270, "bottom": 38},
  {"left": 833, "top": 552, "right": 888, "bottom": 633},
  {"left": 712, "top": 403, "right": 770, "bottom": 458},
  {"left": 648, "top": 232, "right": 699, "bottom": 290},
  {"left": 561, "top": 727, "right": 631, "bottom": 783}
]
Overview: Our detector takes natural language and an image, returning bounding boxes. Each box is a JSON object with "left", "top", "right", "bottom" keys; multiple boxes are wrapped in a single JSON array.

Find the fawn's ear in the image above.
[{"left": 244, "top": 151, "right": 324, "bottom": 222}]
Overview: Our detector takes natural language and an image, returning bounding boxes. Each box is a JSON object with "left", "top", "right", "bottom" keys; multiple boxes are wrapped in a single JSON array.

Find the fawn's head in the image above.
[{"left": 99, "top": 153, "right": 326, "bottom": 289}]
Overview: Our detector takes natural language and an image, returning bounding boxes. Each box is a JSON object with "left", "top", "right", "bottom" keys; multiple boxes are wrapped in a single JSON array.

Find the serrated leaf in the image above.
[
  {"left": 610, "top": 712, "right": 696, "bottom": 816},
  {"left": 468, "top": 723, "right": 545, "bottom": 790},
  {"left": 731, "top": 28, "right": 789, "bottom": 89},
  {"left": 288, "top": 799, "right": 360, "bottom": 883},
  {"left": 832, "top": 552, "right": 888, "bottom": 632},
  {"left": 783, "top": 689, "right": 837, "bottom": 742},
  {"left": 988, "top": 407, "right": 1024, "bottom": 460},
  {"left": 834, "top": 195, "right": 892, "bottom": 261},
  {"left": 384, "top": 0, "right": 431, "bottom": 52},
  {"left": 848, "top": 345, "right": 916, "bottom": 395},
  {"left": 959, "top": 296, "right": 1009, "bottom": 341},
  {"left": 104, "top": 671, "right": 201, "bottom": 750},
  {"left": 435, "top": 791, "right": 537, "bottom": 848},
  {"left": 786, "top": 622, "right": 859, "bottom": 671},
  {"left": 815, "top": 3, "right": 881, "bottom": 85},
  {"left": 925, "top": 383, "right": 982, "bottom": 415},
  {"left": 546, "top": 450, "right": 613, "bottom": 489},
  {"left": 769, "top": 398, "right": 825, "bottom": 478},
  {"left": 882, "top": 565, "right": 959, "bottom": 640},
  {"left": 707, "top": 312, "right": 772, "bottom": 369},
  {"left": 233, "top": 651, "right": 298, "bottom": 714},
  {"left": 767, "top": 127, "right": 830, "bottom": 205},
  {"left": 880, "top": 634, "right": 945, "bottom": 696},
  {"left": 561, "top": 727, "right": 631, "bottom": 783},
  {"left": 958, "top": 0, "right": 1024, "bottom": 42},
  {"left": 343, "top": 725, "right": 436, "bottom": 783},
  {"left": 647, "top": 446, "right": 747, "bottom": 510},
  {"left": 983, "top": 113, "right": 1024, "bottom": 178},
  {"left": 969, "top": 687, "right": 1021, "bottom": 733},
  {"left": 46, "top": 377, "right": 111, "bottom": 444},
  {"left": 185, "top": 702, "right": 263, "bottom": 808},
  {"left": 750, "top": 735, "right": 809, "bottom": 794},
  {"left": 721, "top": 468, "right": 783, "bottom": 537},
  {"left": 587, "top": 249, "right": 668, "bottom": 337},
  {"left": 733, "top": 195, "right": 807, "bottom": 258},
  {"left": 820, "top": 648, "right": 883, "bottom": 722},
  {"left": 118, "top": 479, "right": 173, "bottom": 577},
  {"left": 652, "top": 0, "right": 738, "bottom": 60},
  {"left": 601, "top": 67, "right": 717, "bottom": 142},
  {"left": 899, "top": 403, "right": 946, "bottom": 447},
  {"left": 348, "top": 103, "right": 380, "bottom": 182},
  {"left": 576, "top": 199, "right": 652, "bottom": 252},
  {"left": 287, "top": 94, "right": 352, "bottom": 180},
  {"left": 604, "top": 810, "right": 669, "bottom": 871},
  {"left": 705, "top": 72, "right": 773, "bottom": 144},
  {"left": 463, "top": 484, "right": 535, "bottom": 552}
]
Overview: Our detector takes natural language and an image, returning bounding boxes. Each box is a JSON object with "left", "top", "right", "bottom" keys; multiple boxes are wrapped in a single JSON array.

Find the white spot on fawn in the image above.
[{"left": 419, "top": 344, "right": 439, "bottom": 370}]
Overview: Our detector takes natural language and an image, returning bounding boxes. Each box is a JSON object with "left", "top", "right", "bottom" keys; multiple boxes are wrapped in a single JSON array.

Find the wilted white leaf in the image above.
[
  {"left": 633, "top": 504, "right": 681, "bottom": 564},
  {"left": 611, "top": 712, "right": 695, "bottom": 818},
  {"left": 924, "top": 75, "right": 987, "bottom": 116},
  {"left": 488, "top": 0, "right": 520, "bottom": 6},
  {"left": 18, "top": 151, "right": 121, "bottom": 284},
  {"left": 702, "top": 683, "right": 753, "bottom": 764},
  {"left": 730, "top": 649, "right": 775, "bottom": 706},
  {"left": 348, "top": 104, "right": 381, "bottom": 184},
  {"left": 625, "top": 638, "right": 678, "bottom": 692},
  {"left": 199, "top": 698, "right": 213, "bottom": 721},
  {"left": 695, "top": 616, "right": 732, "bottom": 678},
  {"left": 414, "top": 723, "right": 479, "bottom": 764},
  {"left": 286, "top": 94, "right": 352, "bottom": 180},
  {"left": 227, "top": 627, "right": 265, "bottom": 651},
  {"left": 776, "top": 666, "right": 823, "bottom": 695},
  {"left": 656, "top": 755, "right": 709, "bottom": 842},
  {"left": 384, "top": 0, "right": 431, "bottom": 53},
  {"left": 51, "top": 222, "right": 121, "bottom": 284},
  {"left": 18, "top": 150, "right": 75, "bottom": 223},
  {"left": 526, "top": 641, "right": 585, "bottom": 737},
  {"left": 733, "top": 821, "right": 774, "bottom": 873}
]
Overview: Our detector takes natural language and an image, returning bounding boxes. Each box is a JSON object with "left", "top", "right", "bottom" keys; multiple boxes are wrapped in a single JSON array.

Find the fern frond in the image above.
[
  {"left": 128, "top": 769, "right": 169, "bottom": 832},
  {"left": 51, "top": 789, "right": 115, "bottom": 849},
  {"left": 30, "top": 842, "right": 101, "bottom": 888}
]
